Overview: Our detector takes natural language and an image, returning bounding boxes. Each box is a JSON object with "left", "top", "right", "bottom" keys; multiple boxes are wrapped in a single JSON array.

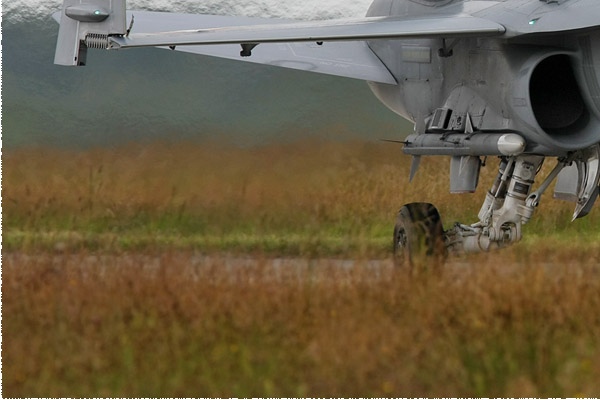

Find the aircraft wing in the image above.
[
  {"left": 116, "top": 12, "right": 400, "bottom": 84},
  {"left": 105, "top": 11, "right": 505, "bottom": 84}
]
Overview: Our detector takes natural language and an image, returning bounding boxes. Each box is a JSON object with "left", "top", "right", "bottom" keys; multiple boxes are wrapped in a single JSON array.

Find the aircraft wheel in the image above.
[{"left": 393, "top": 202, "right": 447, "bottom": 270}]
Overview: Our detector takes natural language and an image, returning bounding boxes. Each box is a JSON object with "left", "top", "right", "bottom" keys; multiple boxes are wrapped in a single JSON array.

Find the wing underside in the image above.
[
  {"left": 174, "top": 41, "right": 397, "bottom": 84},
  {"left": 106, "top": 11, "right": 505, "bottom": 84},
  {"left": 127, "top": 12, "right": 399, "bottom": 84}
]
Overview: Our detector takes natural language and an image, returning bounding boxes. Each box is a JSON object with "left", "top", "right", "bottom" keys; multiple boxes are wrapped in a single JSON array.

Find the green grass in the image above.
[{"left": 2, "top": 229, "right": 391, "bottom": 257}]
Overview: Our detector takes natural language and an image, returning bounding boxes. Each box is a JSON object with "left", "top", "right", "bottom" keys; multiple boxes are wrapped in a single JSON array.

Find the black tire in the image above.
[{"left": 393, "top": 202, "right": 447, "bottom": 270}]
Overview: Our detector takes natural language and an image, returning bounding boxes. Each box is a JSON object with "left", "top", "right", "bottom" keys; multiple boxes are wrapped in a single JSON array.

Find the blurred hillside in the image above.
[{"left": 2, "top": 1, "right": 410, "bottom": 148}]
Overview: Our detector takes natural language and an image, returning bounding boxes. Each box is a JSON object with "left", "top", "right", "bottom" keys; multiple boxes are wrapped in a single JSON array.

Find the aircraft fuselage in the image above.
[{"left": 366, "top": 0, "right": 600, "bottom": 155}]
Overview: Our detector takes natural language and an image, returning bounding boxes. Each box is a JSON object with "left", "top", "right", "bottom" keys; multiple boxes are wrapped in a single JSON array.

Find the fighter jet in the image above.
[{"left": 53, "top": 0, "right": 600, "bottom": 265}]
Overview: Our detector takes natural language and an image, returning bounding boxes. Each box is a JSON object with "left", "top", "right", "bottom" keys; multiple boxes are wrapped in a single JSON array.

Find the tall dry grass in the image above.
[
  {"left": 3, "top": 139, "right": 448, "bottom": 221},
  {"left": 3, "top": 252, "right": 600, "bottom": 397},
  {"left": 3, "top": 139, "right": 598, "bottom": 256}
]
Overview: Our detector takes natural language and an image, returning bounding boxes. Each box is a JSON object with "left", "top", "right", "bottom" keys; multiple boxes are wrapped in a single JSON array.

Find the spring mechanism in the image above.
[{"left": 85, "top": 33, "right": 110, "bottom": 49}]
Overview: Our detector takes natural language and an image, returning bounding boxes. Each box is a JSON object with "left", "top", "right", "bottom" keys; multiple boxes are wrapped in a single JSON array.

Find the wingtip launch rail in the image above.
[{"left": 54, "top": 0, "right": 127, "bottom": 66}]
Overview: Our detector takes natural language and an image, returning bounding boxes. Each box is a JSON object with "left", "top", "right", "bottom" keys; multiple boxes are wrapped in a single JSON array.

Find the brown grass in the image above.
[
  {"left": 2, "top": 139, "right": 450, "bottom": 220},
  {"left": 3, "top": 252, "right": 600, "bottom": 397}
]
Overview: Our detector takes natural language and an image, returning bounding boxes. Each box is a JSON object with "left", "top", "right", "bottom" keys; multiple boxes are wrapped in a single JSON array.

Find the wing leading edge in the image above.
[{"left": 111, "top": 14, "right": 505, "bottom": 49}]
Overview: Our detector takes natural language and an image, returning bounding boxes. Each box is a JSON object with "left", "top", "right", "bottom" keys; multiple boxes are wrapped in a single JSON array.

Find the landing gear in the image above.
[
  {"left": 394, "top": 146, "right": 600, "bottom": 265},
  {"left": 393, "top": 203, "right": 446, "bottom": 269}
]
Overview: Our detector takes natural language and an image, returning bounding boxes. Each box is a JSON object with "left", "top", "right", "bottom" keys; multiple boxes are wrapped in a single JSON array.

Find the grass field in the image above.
[
  {"left": 3, "top": 139, "right": 600, "bottom": 397},
  {"left": 3, "top": 139, "right": 599, "bottom": 256}
]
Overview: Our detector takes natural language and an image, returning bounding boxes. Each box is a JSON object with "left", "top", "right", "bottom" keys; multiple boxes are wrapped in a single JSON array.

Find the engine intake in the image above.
[
  {"left": 512, "top": 51, "right": 600, "bottom": 151},
  {"left": 530, "top": 54, "right": 588, "bottom": 135}
]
